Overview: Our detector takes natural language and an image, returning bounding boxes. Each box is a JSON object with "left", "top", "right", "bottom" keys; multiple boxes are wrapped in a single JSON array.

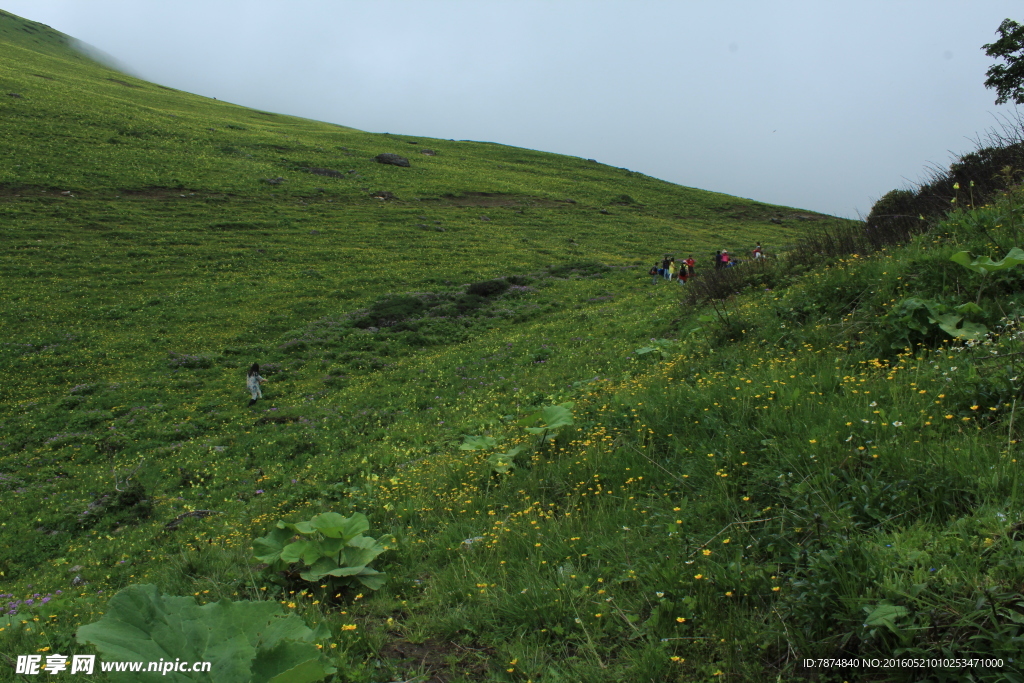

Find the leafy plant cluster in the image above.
[
  {"left": 879, "top": 247, "right": 1024, "bottom": 350},
  {"left": 460, "top": 401, "right": 575, "bottom": 475},
  {"left": 253, "top": 512, "right": 390, "bottom": 593}
]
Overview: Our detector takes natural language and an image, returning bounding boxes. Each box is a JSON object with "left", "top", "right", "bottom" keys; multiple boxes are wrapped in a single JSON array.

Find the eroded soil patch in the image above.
[
  {"left": 422, "top": 192, "right": 573, "bottom": 208},
  {"left": 379, "top": 638, "right": 494, "bottom": 683}
]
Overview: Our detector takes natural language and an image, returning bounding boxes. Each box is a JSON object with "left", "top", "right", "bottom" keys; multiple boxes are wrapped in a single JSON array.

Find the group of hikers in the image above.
[{"left": 650, "top": 243, "right": 763, "bottom": 284}]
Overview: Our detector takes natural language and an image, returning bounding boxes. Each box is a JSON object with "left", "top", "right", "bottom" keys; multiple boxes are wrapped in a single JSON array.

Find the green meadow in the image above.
[{"left": 2, "top": 8, "right": 1024, "bottom": 682}]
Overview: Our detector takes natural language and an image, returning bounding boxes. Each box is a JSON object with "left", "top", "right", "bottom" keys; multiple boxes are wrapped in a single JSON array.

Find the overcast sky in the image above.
[{"left": 4, "top": 1, "right": 1021, "bottom": 218}]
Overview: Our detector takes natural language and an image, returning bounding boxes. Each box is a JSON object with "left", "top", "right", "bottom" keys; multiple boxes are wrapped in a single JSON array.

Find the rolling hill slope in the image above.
[
  {"left": 16, "top": 8, "right": 1024, "bottom": 683},
  {"left": 0, "top": 6, "right": 826, "bottom": 394}
]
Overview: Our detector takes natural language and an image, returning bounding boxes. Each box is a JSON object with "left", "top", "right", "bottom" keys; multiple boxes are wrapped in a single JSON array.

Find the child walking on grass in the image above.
[{"left": 247, "top": 363, "right": 265, "bottom": 406}]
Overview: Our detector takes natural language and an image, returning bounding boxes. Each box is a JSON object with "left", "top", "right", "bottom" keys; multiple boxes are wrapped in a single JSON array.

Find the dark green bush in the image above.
[
  {"left": 167, "top": 352, "right": 213, "bottom": 369},
  {"left": 354, "top": 295, "right": 425, "bottom": 328},
  {"left": 466, "top": 278, "right": 510, "bottom": 297},
  {"left": 77, "top": 481, "right": 152, "bottom": 531},
  {"left": 454, "top": 293, "right": 486, "bottom": 314},
  {"left": 864, "top": 188, "right": 924, "bottom": 247},
  {"left": 545, "top": 261, "right": 611, "bottom": 279}
]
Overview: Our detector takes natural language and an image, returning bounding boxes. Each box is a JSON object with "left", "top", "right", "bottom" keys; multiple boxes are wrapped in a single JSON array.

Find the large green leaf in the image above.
[
  {"left": 253, "top": 641, "right": 332, "bottom": 683},
  {"left": 279, "top": 540, "right": 313, "bottom": 565},
  {"left": 354, "top": 569, "right": 388, "bottom": 590},
  {"left": 950, "top": 247, "right": 1024, "bottom": 274},
  {"left": 320, "top": 565, "right": 364, "bottom": 578},
  {"left": 288, "top": 520, "right": 316, "bottom": 535},
  {"left": 954, "top": 302, "right": 985, "bottom": 315},
  {"left": 460, "top": 435, "right": 499, "bottom": 450},
  {"left": 252, "top": 526, "right": 292, "bottom": 565},
  {"left": 894, "top": 297, "right": 932, "bottom": 335},
  {"left": 76, "top": 584, "right": 333, "bottom": 683},
  {"left": 863, "top": 602, "right": 909, "bottom": 633},
  {"left": 517, "top": 409, "right": 542, "bottom": 427},
  {"left": 256, "top": 511, "right": 389, "bottom": 590},
  {"left": 347, "top": 533, "right": 386, "bottom": 553},
  {"left": 634, "top": 338, "right": 679, "bottom": 359},
  {"left": 311, "top": 512, "right": 368, "bottom": 539},
  {"left": 251, "top": 605, "right": 322, "bottom": 648},
  {"left": 958, "top": 321, "right": 990, "bottom": 339},
  {"left": 524, "top": 402, "right": 575, "bottom": 434},
  {"left": 301, "top": 557, "right": 355, "bottom": 581},
  {"left": 892, "top": 297, "right": 989, "bottom": 342},
  {"left": 931, "top": 313, "right": 989, "bottom": 340},
  {"left": 283, "top": 512, "right": 368, "bottom": 542},
  {"left": 487, "top": 446, "right": 523, "bottom": 474},
  {"left": 342, "top": 542, "right": 381, "bottom": 569}
]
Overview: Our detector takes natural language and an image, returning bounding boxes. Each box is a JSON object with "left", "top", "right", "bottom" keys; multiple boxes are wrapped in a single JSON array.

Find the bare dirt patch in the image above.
[
  {"left": 0, "top": 185, "right": 86, "bottom": 200},
  {"left": 117, "top": 187, "right": 231, "bottom": 200},
  {"left": 379, "top": 638, "right": 494, "bottom": 683},
  {"left": 106, "top": 78, "right": 142, "bottom": 89},
  {"left": 116, "top": 188, "right": 189, "bottom": 199},
  {"left": 422, "top": 192, "right": 573, "bottom": 208},
  {"left": 0, "top": 185, "right": 231, "bottom": 202},
  {"left": 719, "top": 203, "right": 827, "bottom": 223}
]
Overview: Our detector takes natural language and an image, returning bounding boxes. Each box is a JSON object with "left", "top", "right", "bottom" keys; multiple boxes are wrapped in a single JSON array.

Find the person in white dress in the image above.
[{"left": 247, "top": 363, "right": 265, "bottom": 406}]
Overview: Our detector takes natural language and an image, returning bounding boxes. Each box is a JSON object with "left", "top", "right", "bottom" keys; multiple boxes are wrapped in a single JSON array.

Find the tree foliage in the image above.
[{"left": 983, "top": 18, "right": 1024, "bottom": 105}]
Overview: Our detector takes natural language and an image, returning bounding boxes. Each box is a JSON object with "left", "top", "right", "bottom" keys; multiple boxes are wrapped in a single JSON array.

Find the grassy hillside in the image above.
[{"left": 5, "top": 7, "right": 1023, "bottom": 683}]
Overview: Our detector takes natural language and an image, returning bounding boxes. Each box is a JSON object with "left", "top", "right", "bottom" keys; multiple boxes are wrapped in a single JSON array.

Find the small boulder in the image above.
[
  {"left": 375, "top": 153, "right": 410, "bottom": 167},
  {"left": 420, "top": 149, "right": 437, "bottom": 156}
]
